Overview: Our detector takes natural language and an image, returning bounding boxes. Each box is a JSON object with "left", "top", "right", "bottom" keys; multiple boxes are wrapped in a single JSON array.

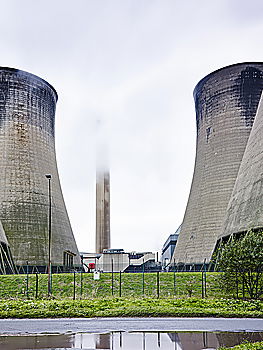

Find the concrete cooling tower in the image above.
[
  {"left": 220, "top": 94, "right": 263, "bottom": 238},
  {"left": 0, "top": 67, "right": 80, "bottom": 269},
  {"left": 0, "top": 221, "right": 15, "bottom": 273},
  {"left": 173, "top": 63, "right": 263, "bottom": 266}
]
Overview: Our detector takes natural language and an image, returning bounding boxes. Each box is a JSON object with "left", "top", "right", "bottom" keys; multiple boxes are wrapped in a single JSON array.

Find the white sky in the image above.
[{"left": 0, "top": 0, "right": 263, "bottom": 254}]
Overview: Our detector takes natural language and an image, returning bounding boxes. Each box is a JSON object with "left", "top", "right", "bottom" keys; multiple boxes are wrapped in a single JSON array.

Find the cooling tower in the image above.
[
  {"left": 96, "top": 170, "right": 110, "bottom": 253},
  {"left": 0, "top": 221, "right": 15, "bottom": 273},
  {"left": 220, "top": 93, "right": 263, "bottom": 238},
  {"left": 0, "top": 67, "right": 80, "bottom": 268},
  {"left": 173, "top": 63, "right": 263, "bottom": 265}
]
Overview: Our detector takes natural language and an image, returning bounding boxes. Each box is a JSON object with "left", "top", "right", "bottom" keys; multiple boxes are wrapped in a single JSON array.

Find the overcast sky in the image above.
[{"left": 0, "top": 0, "right": 263, "bottom": 254}]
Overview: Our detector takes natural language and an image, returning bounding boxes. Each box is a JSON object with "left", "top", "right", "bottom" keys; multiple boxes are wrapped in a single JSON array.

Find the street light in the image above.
[{"left": 45, "top": 174, "right": 52, "bottom": 296}]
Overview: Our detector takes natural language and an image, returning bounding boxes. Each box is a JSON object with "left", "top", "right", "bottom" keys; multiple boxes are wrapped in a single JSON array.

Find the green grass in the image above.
[
  {"left": 219, "top": 341, "right": 263, "bottom": 349},
  {"left": 0, "top": 272, "right": 225, "bottom": 300},
  {"left": 0, "top": 297, "right": 261, "bottom": 318},
  {"left": 0, "top": 272, "right": 262, "bottom": 318}
]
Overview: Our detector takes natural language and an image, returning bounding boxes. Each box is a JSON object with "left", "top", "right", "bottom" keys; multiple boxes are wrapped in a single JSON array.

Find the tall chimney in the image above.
[
  {"left": 95, "top": 120, "right": 110, "bottom": 253},
  {"left": 96, "top": 169, "right": 110, "bottom": 253}
]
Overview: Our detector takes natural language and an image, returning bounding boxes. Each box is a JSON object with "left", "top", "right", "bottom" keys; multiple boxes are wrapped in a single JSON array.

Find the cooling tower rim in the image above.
[
  {"left": 193, "top": 62, "right": 263, "bottom": 97},
  {"left": 0, "top": 66, "right": 58, "bottom": 101}
]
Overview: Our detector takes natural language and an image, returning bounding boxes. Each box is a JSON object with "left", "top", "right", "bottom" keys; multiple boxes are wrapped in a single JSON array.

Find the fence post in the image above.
[
  {"left": 202, "top": 258, "right": 207, "bottom": 298},
  {"left": 157, "top": 271, "right": 160, "bottom": 298},
  {"left": 242, "top": 274, "right": 245, "bottom": 298},
  {"left": 204, "top": 258, "right": 207, "bottom": 297},
  {"left": 47, "top": 264, "right": 53, "bottom": 297},
  {"left": 142, "top": 258, "right": 145, "bottom": 297},
  {"left": 111, "top": 259, "right": 114, "bottom": 296},
  {"left": 202, "top": 271, "right": 204, "bottom": 298},
  {"left": 26, "top": 261, "right": 29, "bottom": 299},
  {"left": 50, "top": 264, "right": 53, "bottom": 296},
  {"left": 73, "top": 271, "right": 76, "bottom": 300},
  {"left": 202, "top": 261, "right": 204, "bottom": 299},
  {"left": 119, "top": 270, "right": 122, "bottom": 297},
  {"left": 236, "top": 270, "right": 239, "bottom": 299},
  {"left": 35, "top": 273, "right": 38, "bottom": 299},
  {"left": 173, "top": 259, "right": 176, "bottom": 297},
  {"left": 80, "top": 268, "right": 83, "bottom": 300}
]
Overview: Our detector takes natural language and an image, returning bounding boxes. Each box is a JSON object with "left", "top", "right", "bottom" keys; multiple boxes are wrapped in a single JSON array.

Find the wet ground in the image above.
[
  {"left": 0, "top": 318, "right": 262, "bottom": 349},
  {"left": 0, "top": 330, "right": 263, "bottom": 349}
]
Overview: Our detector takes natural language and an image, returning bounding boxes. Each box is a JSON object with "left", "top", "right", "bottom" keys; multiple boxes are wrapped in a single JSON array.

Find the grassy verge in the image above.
[
  {"left": 219, "top": 341, "right": 263, "bottom": 349},
  {"left": 1, "top": 272, "right": 262, "bottom": 319},
  {"left": 0, "top": 297, "right": 262, "bottom": 318},
  {"left": 0, "top": 272, "right": 224, "bottom": 299}
]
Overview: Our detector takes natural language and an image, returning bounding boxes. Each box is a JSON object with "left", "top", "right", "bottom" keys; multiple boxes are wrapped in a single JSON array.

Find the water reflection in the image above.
[
  {"left": 96, "top": 333, "right": 111, "bottom": 349},
  {"left": 0, "top": 331, "right": 262, "bottom": 349}
]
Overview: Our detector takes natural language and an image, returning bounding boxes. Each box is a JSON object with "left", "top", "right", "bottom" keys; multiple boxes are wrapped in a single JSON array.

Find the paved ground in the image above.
[{"left": 0, "top": 318, "right": 262, "bottom": 335}]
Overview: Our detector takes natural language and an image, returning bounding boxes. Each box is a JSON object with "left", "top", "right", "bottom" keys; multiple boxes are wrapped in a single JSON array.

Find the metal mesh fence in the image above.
[{"left": 0, "top": 271, "right": 225, "bottom": 300}]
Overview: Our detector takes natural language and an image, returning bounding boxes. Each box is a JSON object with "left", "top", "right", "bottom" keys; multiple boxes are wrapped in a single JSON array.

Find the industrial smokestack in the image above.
[
  {"left": 96, "top": 170, "right": 110, "bottom": 254},
  {"left": 95, "top": 120, "right": 111, "bottom": 254}
]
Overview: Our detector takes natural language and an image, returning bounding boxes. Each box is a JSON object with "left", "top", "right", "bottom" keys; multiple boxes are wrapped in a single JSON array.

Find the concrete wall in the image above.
[
  {"left": 0, "top": 67, "right": 80, "bottom": 266},
  {"left": 173, "top": 63, "right": 263, "bottom": 264},
  {"left": 97, "top": 252, "right": 129, "bottom": 272}
]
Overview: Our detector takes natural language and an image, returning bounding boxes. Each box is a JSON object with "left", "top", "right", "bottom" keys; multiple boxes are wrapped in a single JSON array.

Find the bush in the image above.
[{"left": 215, "top": 231, "right": 263, "bottom": 299}]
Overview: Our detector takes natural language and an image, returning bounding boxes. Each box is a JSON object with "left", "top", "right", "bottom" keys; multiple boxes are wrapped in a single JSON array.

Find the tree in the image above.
[{"left": 215, "top": 230, "right": 263, "bottom": 299}]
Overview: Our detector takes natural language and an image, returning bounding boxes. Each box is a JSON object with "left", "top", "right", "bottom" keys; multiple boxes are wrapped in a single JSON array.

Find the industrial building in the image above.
[
  {"left": 82, "top": 249, "right": 156, "bottom": 273},
  {"left": 161, "top": 225, "right": 180, "bottom": 269},
  {"left": 173, "top": 63, "right": 263, "bottom": 266},
  {"left": 0, "top": 67, "right": 80, "bottom": 271}
]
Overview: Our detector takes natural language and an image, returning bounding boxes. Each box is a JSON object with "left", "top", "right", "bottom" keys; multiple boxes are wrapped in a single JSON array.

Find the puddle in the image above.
[{"left": 0, "top": 331, "right": 262, "bottom": 349}]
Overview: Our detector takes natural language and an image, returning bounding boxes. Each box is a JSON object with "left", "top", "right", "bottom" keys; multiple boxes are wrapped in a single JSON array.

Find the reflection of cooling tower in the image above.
[
  {"left": 96, "top": 170, "right": 110, "bottom": 253},
  {"left": 173, "top": 63, "right": 263, "bottom": 264},
  {"left": 175, "top": 332, "right": 219, "bottom": 350},
  {"left": 0, "top": 334, "right": 74, "bottom": 349},
  {"left": 216, "top": 332, "right": 263, "bottom": 348},
  {"left": 220, "top": 94, "right": 263, "bottom": 237},
  {"left": 0, "top": 67, "right": 80, "bottom": 267},
  {"left": 95, "top": 334, "right": 111, "bottom": 349}
]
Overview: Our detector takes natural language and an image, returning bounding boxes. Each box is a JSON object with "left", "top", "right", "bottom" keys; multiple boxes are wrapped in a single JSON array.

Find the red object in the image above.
[{"left": 89, "top": 262, "right": 95, "bottom": 269}]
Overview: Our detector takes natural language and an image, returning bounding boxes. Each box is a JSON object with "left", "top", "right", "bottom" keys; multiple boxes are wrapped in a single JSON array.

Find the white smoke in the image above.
[{"left": 96, "top": 119, "right": 110, "bottom": 174}]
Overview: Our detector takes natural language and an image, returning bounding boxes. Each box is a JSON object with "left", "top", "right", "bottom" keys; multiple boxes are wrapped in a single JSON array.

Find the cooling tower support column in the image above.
[
  {"left": 96, "top": 170, "right": 110, "bottom": 254},
  {"left": 0, "top": 67, "right": 80, "bottom": 269},
  {"left": 172, "top": 63, "right": 263, "bottom": 265}
]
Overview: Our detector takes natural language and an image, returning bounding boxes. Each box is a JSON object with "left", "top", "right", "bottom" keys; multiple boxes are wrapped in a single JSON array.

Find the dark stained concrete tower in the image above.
[
  {"left": 220, "top": 94, "right": 263, "bottom": 238},
  {"left": 172, "top": 63, "right": 263, "bottom": 265},
  {"left": 96, "top": 170, "right": 110, "bottom": 253},
  {"left": 0, "top": 67, "right": 80, "bottom": 268},
  {"left": 0, "top": 222, "right": 15, "bottom": 273}
]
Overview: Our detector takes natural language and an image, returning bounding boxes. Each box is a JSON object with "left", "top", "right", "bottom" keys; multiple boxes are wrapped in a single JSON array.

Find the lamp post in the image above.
[{"left": 45, "top": 174, "right": 52, "bottom": 296}]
